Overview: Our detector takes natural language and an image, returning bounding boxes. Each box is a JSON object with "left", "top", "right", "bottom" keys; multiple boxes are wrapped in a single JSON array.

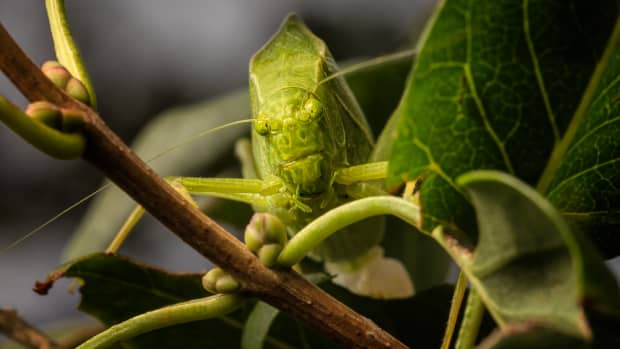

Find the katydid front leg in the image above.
[{"left": 238, "top": 159, "right": 414, "bottom": 299}]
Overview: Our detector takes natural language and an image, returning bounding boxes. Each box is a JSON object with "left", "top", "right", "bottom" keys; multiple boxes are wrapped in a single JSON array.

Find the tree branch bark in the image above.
[
  {"left": 0, "top": 23, "right": 407, "bottom": 349},
  {"left": 0, "top": 308, "right": 67, "bottom": 349}
]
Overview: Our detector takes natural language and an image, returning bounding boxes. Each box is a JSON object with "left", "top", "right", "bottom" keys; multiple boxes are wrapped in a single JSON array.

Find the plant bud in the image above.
[
  {"left": 25, "top": 101, "right": 61, "bottom": 129},
  {"left": 202, "top": 268, "right": 239, "bottom": 294},
  {"left": 244, "top": 213, "right": 287, "bottom": 254},
  {"left": 60, "top": 109, "right": 85, "bottom": 133},
  {"left": 257, "top": 243, "right": 283, "bottom": 267},
  {"left": 41, "top": 61, "right": 71, "bottom": 89},
  {"left": 65, "top": 78, "right": 90, "bottom": 105},
  {"left": 215, "top": 274, "right": 240, "bottom": 293},
  {"left": 202, "top": 268, "right": 223, "bottom": 293}
]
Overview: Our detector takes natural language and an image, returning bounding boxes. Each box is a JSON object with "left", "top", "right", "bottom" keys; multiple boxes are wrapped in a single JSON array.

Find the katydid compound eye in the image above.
[
  {"left": 255, "top": 118, "right": 270, "bottom": 135},
  {"left": 304, "top": 97, "right": 322, "bottom": 117}
]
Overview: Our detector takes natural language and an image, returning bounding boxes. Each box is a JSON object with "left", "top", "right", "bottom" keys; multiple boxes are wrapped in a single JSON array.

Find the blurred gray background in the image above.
[{"left": 0, "top": 0, "right": 438, "bottom": 333}]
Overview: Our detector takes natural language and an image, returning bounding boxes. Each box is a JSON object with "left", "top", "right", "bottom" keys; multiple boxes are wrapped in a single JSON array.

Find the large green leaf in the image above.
[
  {"left": 387, "top": 0, "right": 620, "bottom": 256},
  {"left": 53, "top": 254, "right": 247, "bottom": 348},
  {"left": 241, "top": 302, "right": 281, "bottom": 349},
  {"left": 381, "top": 217, "right": 451, "bottom": 292},
  {"left": 434, "top": 171, "right": 620, "bottom": 342},
  {"left": 545, "top": 41, "right": 620, "bottom": 258},
  {"left": 40, "top": 254, "right": 317, "bottom": 348}
]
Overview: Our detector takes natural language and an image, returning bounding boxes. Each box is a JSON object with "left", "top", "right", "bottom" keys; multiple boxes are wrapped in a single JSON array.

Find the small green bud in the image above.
[
  {"left": 244, "top": 224, "right": 264, "bottom": 253},
  {"left": 65, "top": 77, "right": 90, "bottom": 105},
  {"left": 215, "top": 274, "right": 240, "bottom": 293},
  {"left": 257, "top": 243, "right": 283, "bottom": 267},
  {"left": 202, "top": 268, "right": 222, "bottom": 293},
  {"left": 41, "top": 61, "right": 71, "bottom": 89},
  {"left": 202, "top": 268, "right": 239, "bottom": 294},
  {"left": 244, "top": 213, "right": 287, "bottom": 253},
  {"left": 25, "top": 101, "right": 61, "bottom": 129},
  {"left": 244, "top": 213, "right": 288, "bottom": 268},
  {"left": 60, "top": 109, "right": 85, "bottom": 133}
]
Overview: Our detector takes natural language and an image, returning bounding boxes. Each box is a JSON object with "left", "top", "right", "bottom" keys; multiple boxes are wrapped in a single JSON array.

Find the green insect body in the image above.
[{"left": 247, "top": 15, "right": 384, "bottom": 263}]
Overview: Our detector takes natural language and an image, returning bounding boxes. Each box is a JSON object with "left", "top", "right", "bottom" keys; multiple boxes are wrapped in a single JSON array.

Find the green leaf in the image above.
[
  {"left": 242, "top": 302, "right": 280, "bottom": 349},
  {"left": 387, "top": 0, "right": 620, "bottom": 253},
  {"left": 51, "top": 254, "right": 332, "bottom": 349},
  {"left": 381, "top": 217, "right": 451, "bottom": 292},
  {"left": 545, "top": 38, "right": 620, "bottom": 258},
  {"left": 435, "top": 171, "right": 620, "bottom": 341},
  {"left": 477, "top": 322, "right": 588, "bottom": 349},
  {"left": 54, "top": 254, "right": 244, "bottom": 348}
]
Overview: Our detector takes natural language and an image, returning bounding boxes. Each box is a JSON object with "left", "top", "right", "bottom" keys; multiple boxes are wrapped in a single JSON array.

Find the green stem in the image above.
[
  {"left": 454, "top": 288, "right": 484, "bottom": 349},
  {"left": 105, "top": 205, "right": 145, "bottom": 254},
  {"left": 45, "top": 0, "right": 97, "bottom": 108},
  {"left": 0, "top": 97, "right": 85, "bottom": 159},
  {"left": 440, "top": 271, "right": 468, "bottom": 349},
  {"left": 76, "top": 294, "right": 244, "bottom": 349},
  {"left": 277, "top": 196, "right": 420, "bottom": 267}
]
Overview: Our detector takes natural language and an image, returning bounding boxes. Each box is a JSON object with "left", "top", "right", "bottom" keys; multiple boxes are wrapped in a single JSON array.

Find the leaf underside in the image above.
[{"left": 442, "top": 171, "right": 620, "bottom": 343}]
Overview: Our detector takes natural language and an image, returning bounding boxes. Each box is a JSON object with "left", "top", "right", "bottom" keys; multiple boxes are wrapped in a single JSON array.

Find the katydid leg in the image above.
[
  {"left": 334, "top": 161, "right": 388, "bottom": 185},
  {"left": 105, "top": 176, "right": 283, "bottom": 254}
]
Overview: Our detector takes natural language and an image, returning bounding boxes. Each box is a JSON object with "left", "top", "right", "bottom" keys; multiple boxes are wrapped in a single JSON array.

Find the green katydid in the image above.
[{"left": 106, "top": 14, "right": 414, "bottom": 299}]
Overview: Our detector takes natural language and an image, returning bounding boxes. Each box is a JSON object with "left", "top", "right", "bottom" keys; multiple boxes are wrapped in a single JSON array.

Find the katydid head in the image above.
[{"left": 253, "top": 88, "right": 339, "bottom": 196}]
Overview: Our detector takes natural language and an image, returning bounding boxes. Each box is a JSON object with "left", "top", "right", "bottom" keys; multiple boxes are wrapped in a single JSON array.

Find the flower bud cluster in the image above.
[{"left": 244, "top": 213, "right": 288, "bottom": 267}]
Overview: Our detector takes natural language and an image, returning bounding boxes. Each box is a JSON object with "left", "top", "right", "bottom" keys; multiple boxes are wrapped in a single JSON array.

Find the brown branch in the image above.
[
  {"left": 0, "top": 24, "right": 407, "bottom": 349},
  {"left": 0, "top": 308, "right": 67, "bottom": 349}
]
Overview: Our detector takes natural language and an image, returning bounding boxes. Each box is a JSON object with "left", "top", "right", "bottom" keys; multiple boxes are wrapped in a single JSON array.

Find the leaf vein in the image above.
[
  {"left": 523, "top": 0, "right": 560, "bottom": 142},
  {"left": 563, "top": 115, "right": 620, "bottom": 158},
  {"left": 547, "top": 157, "right": 620, "bottom": 196}
]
